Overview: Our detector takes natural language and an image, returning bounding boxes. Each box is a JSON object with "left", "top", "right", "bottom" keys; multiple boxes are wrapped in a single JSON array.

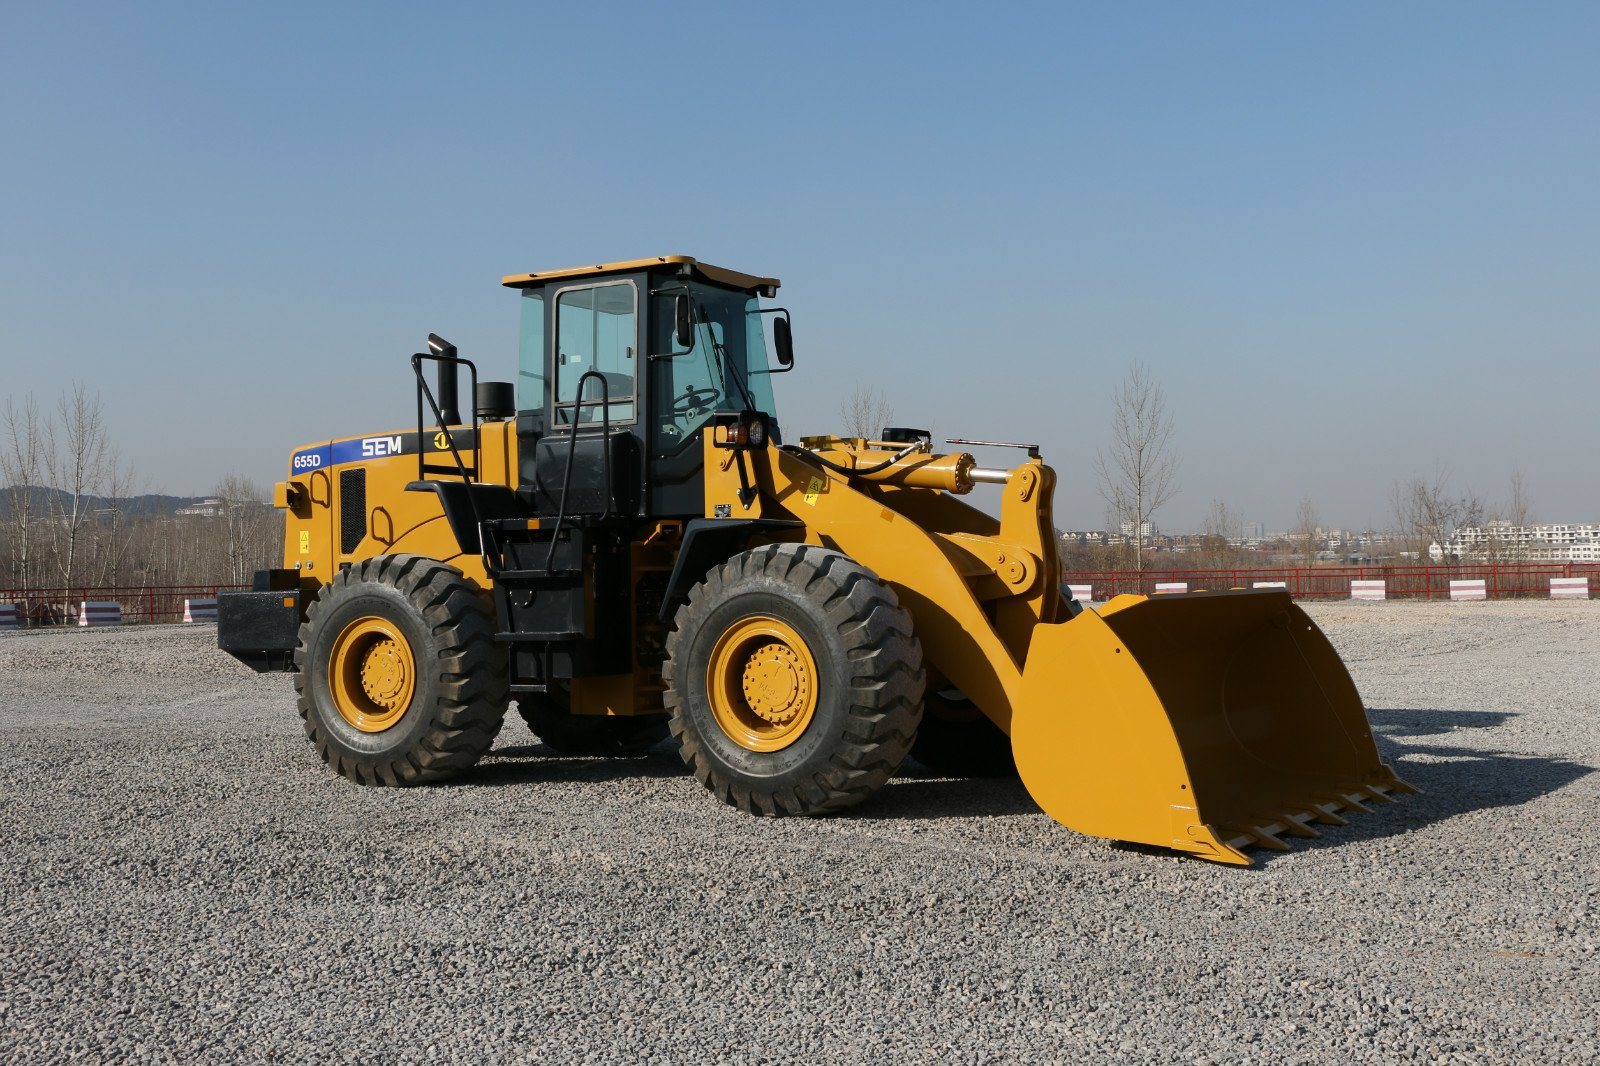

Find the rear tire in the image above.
[
  {"left": 294, "top": 555, "right": 507, "bottom": 786},
  {"left": 664, "top": 544, "right": 924, "bottom": 816},
  {"left": 910, "top": 687, "right": 1017, "bottom": 777},
  {"left": 517, "top": 687, "right": 669, "bottom": 756}
]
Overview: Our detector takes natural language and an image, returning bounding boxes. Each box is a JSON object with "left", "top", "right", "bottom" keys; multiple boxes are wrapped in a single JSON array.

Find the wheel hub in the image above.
[
  {"left": 741, "top": 642, "right": 809, "bottom": 724},
  {"left": 705, "top": 615, "right": 820, "bottom": 753},
  {"left": 328, "top": 616, "right": 416, "bottom": 733},
  {"left": 359, "top": 638, "right": 410, "bottom": 710}
]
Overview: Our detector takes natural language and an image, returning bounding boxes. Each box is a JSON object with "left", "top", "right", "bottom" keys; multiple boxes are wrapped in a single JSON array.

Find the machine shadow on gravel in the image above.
[
  {"left": 855, "top": 770, "right": 1040, "bottom": 820},
  {"left": 457, "top": 742, "right": 1043, "bottom": 818},
  {"left": 461, "top": 743, "right": 689, "bottom": 787},
  {"left": 1369, "top": 706, "right": 1594, "bottom": 812},
  {"left": 1239, "top": 706, "right": 1595, "bottom": 866},
  {"left": 427, "top": 708, "right": 1596, "bottom": 860}
]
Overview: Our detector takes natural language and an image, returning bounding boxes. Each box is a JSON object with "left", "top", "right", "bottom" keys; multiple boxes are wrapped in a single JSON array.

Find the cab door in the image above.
[{"left": 532, "top": 277, "right": 644, "bottom": 516}]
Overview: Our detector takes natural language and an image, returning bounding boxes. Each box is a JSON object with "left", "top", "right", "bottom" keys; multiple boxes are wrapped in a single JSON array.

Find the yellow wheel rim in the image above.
[
  {"left": 328, "top": 615, "right": 416, "bottom": 733},
  {"left": 706, "top": 615, "right": 819, "bottom": 752}
]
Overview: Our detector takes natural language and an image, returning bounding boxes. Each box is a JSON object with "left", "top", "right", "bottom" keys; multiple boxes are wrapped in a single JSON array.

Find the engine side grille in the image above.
[{"left": 339, "top": 469, "right": 367, "bottom": 554}]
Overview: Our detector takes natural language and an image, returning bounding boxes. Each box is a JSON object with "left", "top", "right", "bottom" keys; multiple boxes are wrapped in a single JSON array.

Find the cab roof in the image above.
[{"left": 500, "top": 255, "right": 779, "bottom": 297}]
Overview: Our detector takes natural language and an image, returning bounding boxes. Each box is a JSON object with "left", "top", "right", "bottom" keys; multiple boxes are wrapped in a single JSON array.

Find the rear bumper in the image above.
[{"left": 218, "top": 574, "right": 302, "bottom": 673}]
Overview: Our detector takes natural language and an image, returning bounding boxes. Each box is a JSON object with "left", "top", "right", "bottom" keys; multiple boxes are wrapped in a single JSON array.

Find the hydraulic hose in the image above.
[{"left": 779, "top": 439, "right": 924, "bottom": 478}]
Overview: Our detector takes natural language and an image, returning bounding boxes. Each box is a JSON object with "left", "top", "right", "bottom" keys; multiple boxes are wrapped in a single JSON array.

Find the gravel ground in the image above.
[{"left": 1, "top": 602, "right": 1596, "bottom": 1063}]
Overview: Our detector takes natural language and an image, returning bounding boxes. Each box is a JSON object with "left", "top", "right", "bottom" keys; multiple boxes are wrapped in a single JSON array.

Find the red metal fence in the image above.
[
  {"left": 2, "top": 563, "right": 1597, "bottom": 628},
  {"left": 0, "top": 585, "right": 248, "bottom": 626},
  {"left": 1063, "top": 563, "right": 1600, "bottom": 601}
]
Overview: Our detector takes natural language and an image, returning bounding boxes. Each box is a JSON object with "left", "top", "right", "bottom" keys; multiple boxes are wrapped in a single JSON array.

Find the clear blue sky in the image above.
[{"left": 4, "top": 3, "right": 1596, "bottom": 531}]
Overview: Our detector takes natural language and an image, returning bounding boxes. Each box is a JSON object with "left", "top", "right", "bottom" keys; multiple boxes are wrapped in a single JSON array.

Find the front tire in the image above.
[
  {"left": 294, "top": 555, "right": 507, "bottom": 785},
  {"left": 664, "top": 544, "right": 924, "bottom": 816}
]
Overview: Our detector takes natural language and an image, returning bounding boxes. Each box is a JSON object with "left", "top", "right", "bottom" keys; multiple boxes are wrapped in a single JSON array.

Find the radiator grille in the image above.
[{"left": 339, "top": 469, "right": 367, "bottom": 554}]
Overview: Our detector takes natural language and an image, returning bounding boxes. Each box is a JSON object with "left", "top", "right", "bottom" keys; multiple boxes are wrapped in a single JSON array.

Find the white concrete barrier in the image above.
[
  {"left": 1350, "top": 580, "right": 1387, "bottom": 601},
  {"left": 1154, "top": 582, "right": 1187, "bottom": 595},
  {"left": 184, "top": 597, "right": 219, "bottom": 622},
  {"left": 0, "top": 603, "right": 20, "bottom": 630},
  {"left": 1550, "top": 577, "right": 1589, "bottom": 600},
  {"left": 1449, "top": 579, "right": 1487, "bottom": 602},
  {"left": 1252, "top": 580, "right": 1287, "bottom": 589},
  {"left": 78, "top": 600, "right": 122, "bottom": 627},
  {"left": 1066, "top": 583, "right": 1094, "bottom": 604}
]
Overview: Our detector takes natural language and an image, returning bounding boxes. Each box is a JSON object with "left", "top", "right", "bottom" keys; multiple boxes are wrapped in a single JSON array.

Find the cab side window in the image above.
[
  {"left": 651, "top": 293, "right": 724, "bottom": 453},
  {"left": 554, "top": 282, "right": 636, "bottom": 425},
  {"left": 516, "top": 290, "right": 545, "bottom": 411}
]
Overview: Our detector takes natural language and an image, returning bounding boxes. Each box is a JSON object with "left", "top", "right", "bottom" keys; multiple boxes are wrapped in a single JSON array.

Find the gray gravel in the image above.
[{"left": 1, "top": 603, "right": 1596, "bottom": 1063}]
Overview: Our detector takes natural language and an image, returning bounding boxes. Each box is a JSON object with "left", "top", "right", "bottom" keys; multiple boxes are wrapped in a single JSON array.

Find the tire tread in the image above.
[
  {"left": 663, "top": 544, "right": 924, "bottom": 817},
  {"left": 293, "top": 554, "right": 506, "bottom": 786}
]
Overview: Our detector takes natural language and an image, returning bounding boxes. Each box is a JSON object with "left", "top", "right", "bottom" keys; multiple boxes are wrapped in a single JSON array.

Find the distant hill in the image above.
[{"left": 0, "top": 485, "right": 211, "bottom": 519}]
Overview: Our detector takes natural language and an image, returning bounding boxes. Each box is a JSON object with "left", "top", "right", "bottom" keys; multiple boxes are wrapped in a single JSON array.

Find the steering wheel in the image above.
[{"left": 672, "top": 385, "right": 721, "bottom": 416}]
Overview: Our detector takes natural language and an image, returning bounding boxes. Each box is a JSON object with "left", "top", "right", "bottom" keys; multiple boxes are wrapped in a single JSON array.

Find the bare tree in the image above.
[
  {"left": 1294, "top": 496, "right": 1321, "bottom": 566},
  {"left": 839, "top": 384, "right": 893, "bottom": 440},
  {"left": 213, "top": 474, "right": 275, "bottom": 584},
  {"left": 5, "top": 384, "right": 285, "bottom": 603},
  {"left": 1094, "top": 362, "right": 1178, "bottom": 572},
  {"left": 1459, "top": 490, "right": 1486, "bottom": 533},
  {"left": 1486, "top": 467, "right": 1535, "bottom": 563},
  {"left": 1200, "top": 498, "right": 1242, "bottom": 567},
  {"left": 1203, "top": 498, "right": 1240, "bottom": 542},
  {"left": 43, "top": 383, "right": 110, "bottom": 610},
  {"left": 1391, "top": 465, "right": 1474, "bottom": 564},
  {"left": 1506, "top": 468, "right": 1532, "bottom": 528},
  {"left": 91, "top": 454, "right": 141, "bottom": 587},
  {"left": 0, "top": 395, "right": 45, "bottom": 592}
]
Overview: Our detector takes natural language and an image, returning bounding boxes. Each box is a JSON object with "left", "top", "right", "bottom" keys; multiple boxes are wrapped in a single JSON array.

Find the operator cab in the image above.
[{"left": 502, "top": 256, "right": 791, "bottom": 519}]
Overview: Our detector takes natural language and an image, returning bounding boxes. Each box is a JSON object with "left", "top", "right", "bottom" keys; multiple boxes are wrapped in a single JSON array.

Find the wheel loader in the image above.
[{"left": 218, "top": 255, "right": 1413, "bottom": 865}]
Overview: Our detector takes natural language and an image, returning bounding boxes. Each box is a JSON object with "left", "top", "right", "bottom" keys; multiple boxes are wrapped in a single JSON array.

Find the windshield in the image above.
[{"left": 650, "top": 282, "right": 777, "bottom": 454}]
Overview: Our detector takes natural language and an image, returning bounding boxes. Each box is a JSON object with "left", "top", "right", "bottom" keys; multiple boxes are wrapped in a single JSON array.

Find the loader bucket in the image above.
[{"left": 1011, "top": 589, "right": 1415, "bottom": 864}]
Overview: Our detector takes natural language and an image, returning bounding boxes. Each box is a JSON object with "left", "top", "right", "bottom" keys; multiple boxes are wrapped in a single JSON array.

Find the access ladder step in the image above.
[
  {"left": 495, "top": 568, "right": 583, "bottom": 582},
  {"left": 495, "top": 630, "right": 583, "bottom": 643}
]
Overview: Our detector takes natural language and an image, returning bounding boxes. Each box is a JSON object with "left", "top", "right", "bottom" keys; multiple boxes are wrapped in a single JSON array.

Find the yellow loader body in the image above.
[{"left": 229, "top": 256, "right": 1412, "bottom": 865}]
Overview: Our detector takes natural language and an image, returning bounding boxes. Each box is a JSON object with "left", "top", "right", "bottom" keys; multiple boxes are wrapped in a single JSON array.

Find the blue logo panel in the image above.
[{"left": 289, "top": 445, "right": 331, "bottom": 474}]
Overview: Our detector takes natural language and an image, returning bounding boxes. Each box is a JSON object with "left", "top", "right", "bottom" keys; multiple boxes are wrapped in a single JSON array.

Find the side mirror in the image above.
[
  {"left": 773, "top": 316, "right": 794, "bottom": 368},
  {"left": 674, "top": 295, "right": 695, "bottom": 349}
]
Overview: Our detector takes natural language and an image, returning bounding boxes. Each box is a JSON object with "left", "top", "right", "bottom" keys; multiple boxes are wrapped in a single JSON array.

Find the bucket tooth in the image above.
[
  {"left": 1308, "top": 804, "right": 1350, "bottom": 827},
  {"left": 1244, "top": 825, "right": 1293, "bottom": 852},
  {"left": 1366, "top": 765, "right": 1420, "bottom": 799},
  {"left": 1187, "top": 826, "right": 1255, "bottom": 865},
  {"left": 1199, "top": 781, "right": 1417, "bottom": 861},
  {"left": 1335, "top": 792, "right": 1374, "bottom": 815},
  {"left": 1280, "top": 813, "right": 1321, "bottom": 839}
]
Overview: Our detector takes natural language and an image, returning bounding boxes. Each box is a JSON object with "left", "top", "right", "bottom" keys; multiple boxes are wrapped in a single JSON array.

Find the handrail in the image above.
[
  {"left": 410, "top": 351, "right": 480, "bottom": 483},
  {"left": 545, "top": 370, "right": 612, "bottom": 572}
]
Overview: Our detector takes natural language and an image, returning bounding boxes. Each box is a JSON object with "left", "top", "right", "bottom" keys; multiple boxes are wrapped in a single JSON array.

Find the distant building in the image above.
[
  {"left": 1432, "top": 522, "right": 1600, "bottom": 562},
  {"left": 175, "top": 498, "right": 226, "bottom": 518}
]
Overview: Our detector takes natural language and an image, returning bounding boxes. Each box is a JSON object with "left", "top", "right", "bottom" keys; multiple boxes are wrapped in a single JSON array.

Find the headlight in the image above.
[{"left": 746, "top": 420, "right": 767, "bottom": 448}]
